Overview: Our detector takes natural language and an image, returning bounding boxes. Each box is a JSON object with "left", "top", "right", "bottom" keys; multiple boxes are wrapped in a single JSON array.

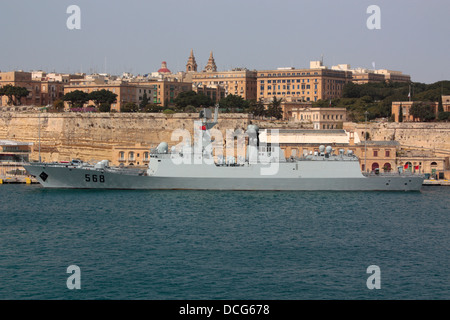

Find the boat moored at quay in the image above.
[{"left": 23, "top": 107, "right": 424, "bottom": 191}]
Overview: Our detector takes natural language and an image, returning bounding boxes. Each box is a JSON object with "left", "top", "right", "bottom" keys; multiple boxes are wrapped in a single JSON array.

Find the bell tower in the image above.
[
  {"left": 204, "top": 51, "right": 217, "bottom": 72},
  {"left": 186, "top": 49, "right": 198, "bottom": 72}
]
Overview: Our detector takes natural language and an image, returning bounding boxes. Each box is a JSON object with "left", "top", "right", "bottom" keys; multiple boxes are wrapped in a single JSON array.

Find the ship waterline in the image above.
[{"left": 23, "top": 158, "right": 424, "bottom": 191}]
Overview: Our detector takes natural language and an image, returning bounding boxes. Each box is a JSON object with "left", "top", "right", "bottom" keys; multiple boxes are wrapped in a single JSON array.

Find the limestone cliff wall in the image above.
[
  {"left": 0, "top": 112, "right": 310, "bottom": 162},
  {"left": 344, "top": 122, "right": 450, "bottom": 155},
  {"left": 1, "top": 112, "right": 448, "bottom": 162}
]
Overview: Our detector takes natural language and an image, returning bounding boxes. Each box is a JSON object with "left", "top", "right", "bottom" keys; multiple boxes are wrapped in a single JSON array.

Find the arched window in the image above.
[
  {"left": 404, "top": 161, "right": 412, "bottom": 171},
  {"left": 119, "top": 151, "right": 125, "bottom": 161},
  {"left": 129, "top": 151, "right": 135, "bottom": 161},
  {"left": 383, "top": 163, "right": 391, "bottom": 172},
  {"left": 372, "top": 163, "right": 379, "bottom": 171}
]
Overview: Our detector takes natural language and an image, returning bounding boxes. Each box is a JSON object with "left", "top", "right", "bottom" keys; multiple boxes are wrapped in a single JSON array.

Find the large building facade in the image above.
[
  {"left": 391, "top": 96, "right": 450, "bottom": 122},
  {"left": 256, "top": 63, "right": 352, "bottom": 103},
  {"left": 0, "top": 71, "right": 84, "bottom": 107},
  {"left": 192, "top": 68, "right": 257, "bottom": 102}
]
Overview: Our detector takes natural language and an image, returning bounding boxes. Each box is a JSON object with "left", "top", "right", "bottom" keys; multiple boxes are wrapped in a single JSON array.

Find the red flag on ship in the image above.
[
  {"left": 404, "top": 163, "right": 409, "bottom": 169},
  {"left": 199, "top": 125, "right": 206, "bottom": 130},
  {"left": 415, "top": 165, "right": 419, "bottom": 171}
]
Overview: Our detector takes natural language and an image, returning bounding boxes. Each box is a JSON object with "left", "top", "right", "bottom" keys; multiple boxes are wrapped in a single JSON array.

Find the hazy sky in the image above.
[{"left": 1, "top": 0, "right": 449, "bottom": 83}]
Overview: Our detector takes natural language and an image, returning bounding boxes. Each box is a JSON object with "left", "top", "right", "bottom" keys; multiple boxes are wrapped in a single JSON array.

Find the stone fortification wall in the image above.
[
  {"left": 0, "top": 112, "right": 311, "bottom": 162},
  {"left": 2, "top": 112, "right": 448, "bottom": 163},
  {"left": 344, "top": 122, "right": 450, "bottom": 156}
]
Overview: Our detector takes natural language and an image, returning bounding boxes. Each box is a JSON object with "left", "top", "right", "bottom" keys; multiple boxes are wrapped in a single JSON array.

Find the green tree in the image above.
[
  {"left": 53, "top": 99, "right": 65, "bottom": 112},
  {"left": 438, "top": 112, "right": 450, "bottom": 121},
  {"left": 184, "top": 105, "right": 197, "bottom": 113},
  {"left": 63, "top": 90, "right": 89, "bottom": 108},
  {"left": 248, "top": 98, "right": 266, "bottom": 118},
  {"left": 218, "top": 94, "right": 249, "bottom": 112},
  {"left": 398, "top": 103, "right": 403, "bottom": 122},
  {"left": 12, "top": 86, "right": 29, "bottom": 106},
  {"left": 266, "top": 96, "right": 283, "bottom": 119},
  {"left": 410, "top": 102, "right": 435, "bottom": 122},
  {"left": 0, "top": 84, "right": 29, "bottom": 106},
  {"left": 99, "top": 103, "right": 111, "bottom": 112},
  {"left": 174, "top": 91, "right": 213, "bottom": 109},
  {"left": 88, "top": 89, "right": 117, "bottom": 108},
  {"left": 120, "top": 102, "right": 139, "bottom": 113},
  {"left": 438, "top": 95, "right": 444, "bottom": 112},
  {"left": 142, "top": 103, "right": 163, "bottom": 113},
  {"left": 140, "top": 92, "right": 150, "bottom": 110}
]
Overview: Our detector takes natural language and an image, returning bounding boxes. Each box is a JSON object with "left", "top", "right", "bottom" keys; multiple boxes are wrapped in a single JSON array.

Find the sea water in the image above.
[{"left": 0, "top": 184, "right": 448, "bottom": 300}]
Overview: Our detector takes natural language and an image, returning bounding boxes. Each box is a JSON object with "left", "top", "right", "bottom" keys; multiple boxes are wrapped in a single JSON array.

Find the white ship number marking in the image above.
[{"left": 85, "top": 174, "right": 105, "bottom": 183}]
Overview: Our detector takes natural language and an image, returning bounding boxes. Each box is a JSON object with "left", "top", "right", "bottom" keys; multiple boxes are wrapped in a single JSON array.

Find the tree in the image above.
[
  {"left": 266, "top": 97, "right": 283, "bottom": 120},
  {"left": 142, "top": 103, "right": 163, "bottom": 113},
  {"left": 120, "top": 102, "right": 139, "bottom": 113},
  {"left": 184, "top": 105, "right": 197, "bottom": 113},
  {"left": 0, "top": 84, "right": 29, "bottom": 106},
  {"left": 438, "top": 112, "right": 450, "bottom": 121},
  {"left": 99, "top": 103, "right": 111, "bottom": 112},
  {"left": 53, "top": 99, "right": 65, "bottom": 112},
  {"left": 398, "top": 103, "right": 403, "bottom": 122},
  {"left": 12, "top": 86, "right": 29, "bottom": 106},
  {"left": 410, "top": 102, "right": 435, "bottom": 122},
  {"left": 438, "top": 94, "right": 444, "bottom": 113},
  {"left": 63, "top": 90, "right": 89, "bottom": 108},
  {"left": 248, "top": 98, "right": 266, "bottom": 118},
  {"left": 88, "top": 89, "right": 117, "bottom": 108},
  {"left": 139, "top": 92, "right": 150, "bottom": 110},
  {"left": 174, "top": 91, "right": 213, "bottom": 109},
  {"left": 218, "top": 94, "right": 249, "bottom": 112}
]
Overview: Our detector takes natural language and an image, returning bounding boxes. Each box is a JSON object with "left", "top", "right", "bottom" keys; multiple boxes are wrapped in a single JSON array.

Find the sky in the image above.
[{"left": 1, "top": 0, "right": 449, "bottom": 83}]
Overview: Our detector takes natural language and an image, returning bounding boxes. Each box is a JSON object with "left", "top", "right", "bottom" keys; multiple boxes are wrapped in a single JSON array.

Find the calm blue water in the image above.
[{"left": 0, "top": 184, "right": 448, "bottom": 300}]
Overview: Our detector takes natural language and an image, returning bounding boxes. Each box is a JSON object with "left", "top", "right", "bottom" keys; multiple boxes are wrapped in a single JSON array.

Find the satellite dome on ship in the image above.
[{"left": 157, "top": 61, "right": 171, "bottom": 74}]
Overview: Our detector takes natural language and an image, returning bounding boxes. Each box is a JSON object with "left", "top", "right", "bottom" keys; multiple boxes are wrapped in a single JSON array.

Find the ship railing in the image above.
[{"left": 362, "top": 171, "right": 424, "bottom": 177}]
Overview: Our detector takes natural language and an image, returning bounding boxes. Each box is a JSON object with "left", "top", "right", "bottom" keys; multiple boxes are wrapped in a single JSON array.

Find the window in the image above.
[
  {"left": 119, "top": 151, "right": 125, "bottom": 161},
  {"left": 373, "top": 150, "right": 378, "bottom": 157},
  {"left": 385, "top": 150, "right": 390, "bottom": 157}
]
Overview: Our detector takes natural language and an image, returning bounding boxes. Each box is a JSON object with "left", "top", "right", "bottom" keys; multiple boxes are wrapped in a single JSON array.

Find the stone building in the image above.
[
  {"left": 0, "top": 71, "right": 66, "bottom": 107},
  {"left": 391, "top": 96, "right": 450, "bottom": 122},
  {"left": 192, "top": 68, "right": 257, "bottom": 102},
  {"left": 256, "top": 61, "right": 352, "bottom": 103},
  {"left": 63, "top": 81, "right": 157, "bottom": 111}
]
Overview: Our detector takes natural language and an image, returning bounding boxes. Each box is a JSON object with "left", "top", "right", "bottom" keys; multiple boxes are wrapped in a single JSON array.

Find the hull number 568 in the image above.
[{"left": 85, "top": 174, "right": 105, "bottom": 183}]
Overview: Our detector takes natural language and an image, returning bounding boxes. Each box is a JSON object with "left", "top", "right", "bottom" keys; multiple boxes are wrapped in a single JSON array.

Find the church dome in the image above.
[{"left": 158, "top": 61, "right": 171, "bottom": 73}]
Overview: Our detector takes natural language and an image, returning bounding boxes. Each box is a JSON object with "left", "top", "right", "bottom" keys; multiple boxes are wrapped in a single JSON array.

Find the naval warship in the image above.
[{"left": 24, "top": 107, "right": 424, "bottom": 191}]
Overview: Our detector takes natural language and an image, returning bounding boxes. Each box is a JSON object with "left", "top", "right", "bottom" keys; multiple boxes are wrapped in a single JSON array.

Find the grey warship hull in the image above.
[
  {"left": 24, "top": 161, "right": 424, "bottom": 191},
  {"left": 24, "top": 107, "right": 424, "bottom": 191}
]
